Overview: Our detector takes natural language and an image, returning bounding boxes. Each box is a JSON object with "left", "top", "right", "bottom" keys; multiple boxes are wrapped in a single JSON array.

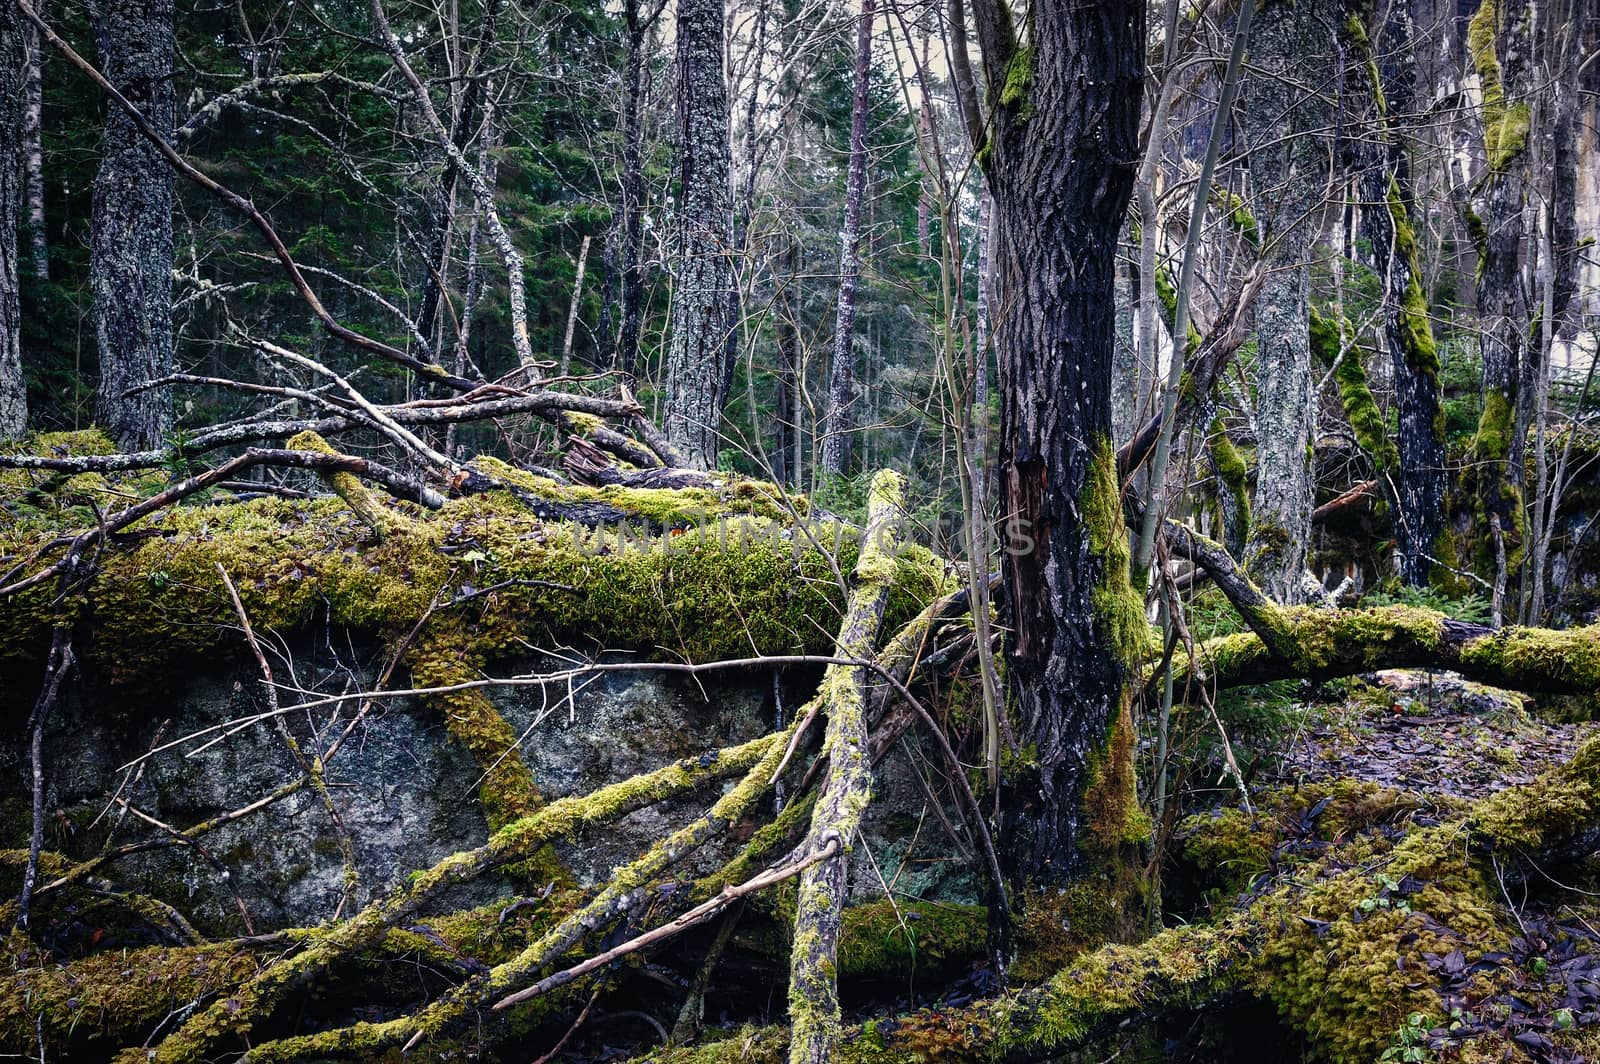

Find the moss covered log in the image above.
[
  {"left": 1, "top": 452, "right": 950, "bottom": 683},
  {"left": 788, "top": 470, "right": 904, "bottom": 1064},
  {"left": 1176, "top": 602, "right": 1600, "bottom": 695}
]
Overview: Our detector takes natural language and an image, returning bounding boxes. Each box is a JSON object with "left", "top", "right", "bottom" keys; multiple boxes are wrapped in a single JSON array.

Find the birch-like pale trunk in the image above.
[{"left": 23, "top": 1, "right": 48, "bottom": 282}]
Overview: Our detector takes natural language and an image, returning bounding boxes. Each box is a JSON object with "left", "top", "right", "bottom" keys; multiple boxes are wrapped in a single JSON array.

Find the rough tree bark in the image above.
[
  {"left": 1348, "top": 0, "right": 1448, "bottom": 587},
  {"left": 965, "top": 0, "right": 1148, "bottom": 910},
  {"left": 0, "top": 0, "right": 29, "bottom": 438},
  {"left": 819, "top": 0, "right": 875, "bottom": 477},
  {"left": 1466, "top": 0, "right": 1534, "bottom": 621},
  {"left": 1239, "top": 0, "right": 1332, "bottom": 604},
  {"left": 664, "top": 0, "right": 735, "bottom": 469},
  {"left": 785, "top": 469, "right": 902, "bottom": 1064},
  {"left": 91, "top": 0, "right": 175, "bottom": 451}
]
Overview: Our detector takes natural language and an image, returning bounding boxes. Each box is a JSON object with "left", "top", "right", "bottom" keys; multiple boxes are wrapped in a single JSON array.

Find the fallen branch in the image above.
[{"left": 788, "top": 470, "right": 904, "bottom": 1064}]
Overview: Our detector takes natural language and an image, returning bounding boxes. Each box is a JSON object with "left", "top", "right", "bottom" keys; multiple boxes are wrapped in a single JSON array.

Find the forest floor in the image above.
[{"left": 1276, "top": 670, "right": 1596, "bottom": 799}]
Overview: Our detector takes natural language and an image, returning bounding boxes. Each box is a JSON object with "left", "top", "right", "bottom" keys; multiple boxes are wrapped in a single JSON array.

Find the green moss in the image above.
[
  {"left": 1468, "top": 0, "right": 1529, "bottom": 171},
  {"left": 1, "top": 477, "right": 950, "bottom": 683},
  {"left": 1315, "top": 308, "right": 1399, "bottom": 472},
  {"left": 1083, "top": 438, "right": 1150, "bottom": 672},
  {"left": 1208, "top": 420, "right": 1251, "bottom": 550},
  {"left": 1470, "top": 388, "right": 1514, "bottom": 463},
  {"left": 0, "top": 933, "right": 262, "bottom": 1055},
  {"left": 287, "top": 430, "right": 390, "bottom": 540},
  {"left": 1000, "top": 45, "right": 1035, "bottom": 119},
  {"left": 1210, "top": 187, "right": 1260, "bottom": 247},
  {"left": 834, "top": 901, "right": 988, "bottom": 981},
  {"left": 1155, "top": 266, "right": 1202, "bottom": 358},
  {"left": 1386, "top": 180, "right": 1442, "bottom": 377}
]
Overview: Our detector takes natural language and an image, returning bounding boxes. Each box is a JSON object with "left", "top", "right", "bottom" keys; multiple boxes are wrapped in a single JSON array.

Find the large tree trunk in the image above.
[
  {"left": 1, "top": 0, "right": 31, "bottom": 439},
  {"left": 664, "top": 0, "right": 735, "bottom": 470},
  {"left": 819, "top": 0, "right": 875, "bottom": 478},
  {"left": 969, "top": 0, "right": 1147, "bottom": 910},
  {"left": 91, "top": 0, "right": 175, "bottom": 452},
  {"left": 1466, "top": 0, "right": 1534, "bottom": 622},
  {"left": 1239, "top": 1, "right": 1331, "bottom": 604},
  {"left": 1348, "top": 0, "right": 1448, "bottom": 587}
]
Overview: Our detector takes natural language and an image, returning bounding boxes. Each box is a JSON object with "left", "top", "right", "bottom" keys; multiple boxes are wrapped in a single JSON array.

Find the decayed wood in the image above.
[{"left": 787, "top": 470, "right": 904, "bottom": 1064}]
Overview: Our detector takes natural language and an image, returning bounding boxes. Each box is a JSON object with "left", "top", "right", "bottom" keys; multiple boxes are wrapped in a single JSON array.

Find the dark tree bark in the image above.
[
  {"left": 1348, "top": 0, "right": 1448, "bottom": 587},
  {"left": 965, "top": 0, "right": 1147, "bottom": 897},
  {"left": 0, "top": 0, "right": 28, "bottom": 438},
  {"left": 1465, "top": 0, "right": 1534, "bottom": 621},
  {"left": 819, "top": 0, "right": 875, "bottom": 478},
  {"left": 664, "top": 0, "right": 735, "bottom": 469},
  {"left": 91, "top": 0, "right": 176, "bottom": 451},
  {"left": 772, "top": 235, "right": 802, "bottom": 487}
]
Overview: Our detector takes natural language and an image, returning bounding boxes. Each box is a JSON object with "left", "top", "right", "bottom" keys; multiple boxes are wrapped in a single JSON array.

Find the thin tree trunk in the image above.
[
  {"left": 965, "top": 0, "right": 1147, "bottom": 902},
  {"left": 414, "top": 0, "right": 505, "bottom": 354},
  {"left": 819, "top": 0, "right": 876, "bottom": 478},
  {"left": 23, "top": 1, "right": 48, "bottom": 282},
  {"left": 92, "top": 0, "right": 176, "bottom": 451},
  {"left": 773, "top": 237, "right": 801, "bottom": 486},
  {"left": 664, "top": 0, "right": 735, "bottom": 469},
  {"left": 559, "top": 235, "right": 592, "bottom": 377},
  {"left": 616, "top": 0, "right": 652, "bottom": 383},
  {"left": 720, "top": 0, "right": 771, "bottom": 411},
  {"left": 0, "top": 0, "right": 30, "bottom": 438}
]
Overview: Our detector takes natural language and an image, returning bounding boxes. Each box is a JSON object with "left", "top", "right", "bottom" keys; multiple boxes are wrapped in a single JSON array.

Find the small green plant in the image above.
[
  {"left": 1363, "top": 584, "right": 1491, "bottom": 624},
  {"left": 1357, "top": 874, "right": 1412, "bottom": 915},
  {"left": 1379, "top": 1012, "right": 1433, "bottom": 1062}
]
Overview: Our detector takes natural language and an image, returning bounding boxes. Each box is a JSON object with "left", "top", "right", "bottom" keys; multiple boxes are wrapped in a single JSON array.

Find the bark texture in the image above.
[
  {"left": 1239, "top": 0, "right": 1331, "bottom": 604},
  {"left": 1465, "top": 0, "right": 1534, "bottom": 617},
  {"left": 0, "top": 0, "right": 31, "bottom": 438},
  {"left": 91, "top": 0, "right": 176, "bottom": 451},
  {"left": 786, "top": 470, "right": 902, "bottom": 1064},
  {"left": 23, "top": 1, "right": 48, "bottom": 282},
  {"left": 615, "top": 0, "right": 650, "bottom": 381},
  {"left": 664, "top": 0, "right": 735, "bottom": 469},
  {"left": 819, "top": 0, "right": 875, "bottom": 477},
  {"left": 1350, "top": 0, "right": 1447, "bottom": 587},
  {"left": 972, "top": 0, "right": 1147, "bottom": 889}
]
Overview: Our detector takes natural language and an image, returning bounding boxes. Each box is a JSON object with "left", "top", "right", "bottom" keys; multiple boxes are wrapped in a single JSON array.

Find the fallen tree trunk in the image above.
[
  {"left": 647, "top": 732, "right": 1600, "bottom": 1063},
  {"left": 1158, "top": 518, "right": 1600, "bottom": 698},
  {"left": 1178, "top": 604, "right": 1600, "bottom": 696},
  {"left": 786, "top": 470, "right": 902, "bottom": 1064}
]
